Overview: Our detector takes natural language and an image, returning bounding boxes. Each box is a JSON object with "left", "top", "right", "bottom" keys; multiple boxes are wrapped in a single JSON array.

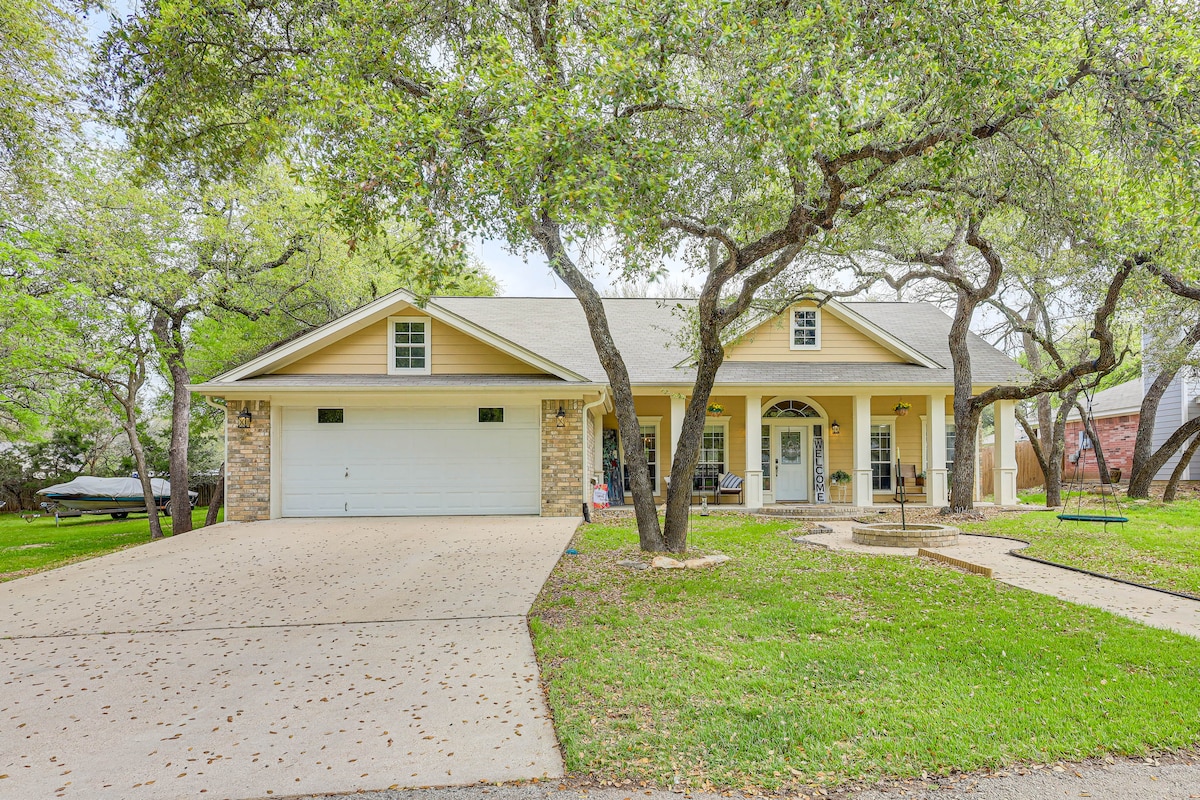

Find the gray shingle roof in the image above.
[
  {"left": 1068, "top": 378, "right": 1143, "bottom": 419},
  {"left": 433, "top": 297, "right": 1023, "bottom": 385}
]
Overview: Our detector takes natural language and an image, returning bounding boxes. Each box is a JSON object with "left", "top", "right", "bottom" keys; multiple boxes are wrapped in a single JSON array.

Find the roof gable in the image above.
[
  {"left": 723, "top": 300, "right": 933, "bottom": 366},
  {"left": 210, "top": 289, "right": 586, "bottom": 383}
]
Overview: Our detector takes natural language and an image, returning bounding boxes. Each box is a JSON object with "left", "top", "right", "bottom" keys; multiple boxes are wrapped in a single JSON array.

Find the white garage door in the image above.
[{"left": 280, "top": 405, "right": 541, "bottom": 516}]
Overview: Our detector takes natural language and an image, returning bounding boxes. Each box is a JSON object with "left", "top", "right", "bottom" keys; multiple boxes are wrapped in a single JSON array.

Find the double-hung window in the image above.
[
  {"left": 870, "top": 422, "right": 893, "bottom": 491},
  {"left": 622, "top": 417, "right": 661, "bottom": 494},
  {"left": 389, "top": 317, "right": 431, "bottom": 375},
  {"left": 791, "top": 308, "right": 820, "bottom": 350},
  {"left": 696, "top": 423, "right": 727, "bottom": 492}
]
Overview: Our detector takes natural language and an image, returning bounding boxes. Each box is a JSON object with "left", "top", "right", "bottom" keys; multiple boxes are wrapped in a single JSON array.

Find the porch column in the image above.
[
  {"left": 744, "top": 394, "right": 763, "bottom": 509},
  {"left": 993, "top": 399, "right": 1018, "bottom": 506},
  {"left": 926, "top": 394, "right": 948, "bottom": 507},
  {"left": 852, "top": 393, "right": 873, "bottom": 507},
  {"left": 669, "top": 395, "right": 686, "bottom": 485}
]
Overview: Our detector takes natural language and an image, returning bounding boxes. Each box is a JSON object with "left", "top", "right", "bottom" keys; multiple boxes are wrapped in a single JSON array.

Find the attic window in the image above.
[
  {"left": 791, "top": 308, "right": 820, "bottom": 350},
  {"left": 389, "top": 316, "right": 432, "bottom": 375}
]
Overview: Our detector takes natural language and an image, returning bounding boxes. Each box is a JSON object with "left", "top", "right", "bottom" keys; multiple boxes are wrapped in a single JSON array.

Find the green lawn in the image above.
[
  {"left": 531, "top": 515, "right": 1200, "bottom": 791},
  {"left": 0, "top": 507, "right": 221, "bottom": 580},
  {"left": 965, "top": 498, "right": 1200, "bottom": 597}
]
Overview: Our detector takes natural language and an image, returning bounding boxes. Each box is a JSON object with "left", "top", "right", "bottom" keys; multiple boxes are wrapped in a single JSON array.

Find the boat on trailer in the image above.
[{"left": 37, "top": 477, "right": 197, "bottom": 519}]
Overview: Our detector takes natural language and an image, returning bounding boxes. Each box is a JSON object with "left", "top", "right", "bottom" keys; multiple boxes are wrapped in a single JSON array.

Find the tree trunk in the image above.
[
  {"left": 532, "top": 220, "right": 664, "bottom": 550},
  {"left": 203, "top": 462, "right": 224, "bottom": 527},
  {"left": 947, "top": 287, "right": 981, "bottom": 511},
  {"left": 119, "top": 400, "right": 164, "bottom": 540},
  {"left": 661, "top": 316, "right": 725, "bottom": 552},
  {"left": 1076, "top": 402, "right": 1110, "bottom": 484},
  {"left": 1128, "top": 321, "right": 1200, "bottom": 496},
  {"left": 1163, "top": 435, "right": 1200, "bottom": 502},
  {"left": 154, "top": 312, "right": 193, "bottom": 534}
]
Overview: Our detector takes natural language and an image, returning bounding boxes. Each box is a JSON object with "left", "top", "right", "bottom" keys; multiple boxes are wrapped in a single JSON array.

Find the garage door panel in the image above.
[{"left": 280, "top": 405, "right": 542, "bottom": 517}]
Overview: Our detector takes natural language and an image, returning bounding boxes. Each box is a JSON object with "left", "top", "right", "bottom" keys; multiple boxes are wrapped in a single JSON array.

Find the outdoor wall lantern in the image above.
[
  {"left": 556, "top": 404, "right": 566, "bottom": 428},
  {"left": 237, "top": 408, "right": 253, "bottom": 429},
  {"left": 830, "top": 420, "right": 841, "bottom": 435}
]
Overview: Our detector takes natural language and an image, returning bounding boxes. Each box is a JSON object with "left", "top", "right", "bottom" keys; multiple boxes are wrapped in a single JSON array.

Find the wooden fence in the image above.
[{"left": 979, "top": 440, "right": 1046, "bottom": 493}]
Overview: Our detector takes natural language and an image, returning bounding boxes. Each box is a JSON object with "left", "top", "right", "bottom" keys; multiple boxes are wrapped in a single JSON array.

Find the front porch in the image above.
[{"left": 592, "top": 391, "right": 1019, "bottom": 510}]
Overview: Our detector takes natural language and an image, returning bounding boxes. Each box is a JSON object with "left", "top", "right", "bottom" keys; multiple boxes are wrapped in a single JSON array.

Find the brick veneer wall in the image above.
[
  {"left": 1063, "top": 413, "right": 1138, "bottom": 481},
  {"left": 226, "top": 399, "right": 271, "bottom": 521},
  {"left": 542, "top": 399, "right": 583, "bottom": 517}
]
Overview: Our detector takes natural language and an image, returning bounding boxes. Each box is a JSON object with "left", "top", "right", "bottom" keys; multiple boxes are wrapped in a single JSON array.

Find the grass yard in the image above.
[
  {"left": 0, "top": 507, "right": 220, "bottom": 580},
  {"left": 531, "top": 515, "right": 1200, "bottom": 791},
  {"left": 964, "top": 497, "right": 1200, "bottom": 598}
]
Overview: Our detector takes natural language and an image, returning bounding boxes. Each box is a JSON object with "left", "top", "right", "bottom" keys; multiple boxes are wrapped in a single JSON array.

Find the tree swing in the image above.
[{"left": 1058, "top": 383, "right": 1128, "bottom": 526}]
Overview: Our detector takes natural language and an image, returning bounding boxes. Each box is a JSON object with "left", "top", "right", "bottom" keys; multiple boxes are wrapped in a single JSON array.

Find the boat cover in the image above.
[{"left": 38, "top": 477, "right": 194, "bottom": 499}]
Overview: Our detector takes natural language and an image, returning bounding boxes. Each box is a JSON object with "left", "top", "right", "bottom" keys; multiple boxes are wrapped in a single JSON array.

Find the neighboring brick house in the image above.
[{"left": 1063, "top": 379, "right": 1140, "bottom": 481}]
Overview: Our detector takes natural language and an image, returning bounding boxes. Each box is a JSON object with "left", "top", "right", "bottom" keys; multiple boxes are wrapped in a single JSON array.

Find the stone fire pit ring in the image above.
[{"left": 851, "top": 522, "right": 959, "bottom": 548}]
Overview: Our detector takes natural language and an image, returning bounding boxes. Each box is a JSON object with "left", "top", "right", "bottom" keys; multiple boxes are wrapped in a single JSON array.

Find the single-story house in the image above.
[
  {"left": 1063, "top": 378, "right": 1141, "bottom": 481},
  {"left": 192, "top": 289, "right": 1025, "bottom": 520}
]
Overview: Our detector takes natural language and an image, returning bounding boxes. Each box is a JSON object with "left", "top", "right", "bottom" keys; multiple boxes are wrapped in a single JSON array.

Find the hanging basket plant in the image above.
[
  {"left": 706, "top": 403, "right": 724, "bottom": 417},
  {"left": 893, "top": 401, "right": 912, "bottom": 417}
]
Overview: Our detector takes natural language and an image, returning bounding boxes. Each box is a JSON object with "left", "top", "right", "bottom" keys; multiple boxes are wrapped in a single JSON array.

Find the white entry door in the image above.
[{"left": 775, "top": 427, "right": 809, "bottom": 502}]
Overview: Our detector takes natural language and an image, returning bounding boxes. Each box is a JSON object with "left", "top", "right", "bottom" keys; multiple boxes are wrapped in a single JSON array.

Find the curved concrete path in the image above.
[
  {"left": 804, "top": 522, "right": 1200, "bottom": 639},
  {"left": 0, "top": 516, "right": 578, "bottom": 800}
]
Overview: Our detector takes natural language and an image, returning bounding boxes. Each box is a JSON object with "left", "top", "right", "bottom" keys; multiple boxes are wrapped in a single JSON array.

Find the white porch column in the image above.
[
  {"left": 852, "top": 393, "right": 873, "bottom": 507},
  {"left": 993, "top": 399, "right": 1018, "bottom": 506},
  {"left": 744, "top": 394, "right": 763, "bottom": 509},
  {"left": 926, "top": 394, "right": 948, "bottom": 507},
  {"left": 669, "top": 395, "right": 686, "bottom": 479}
]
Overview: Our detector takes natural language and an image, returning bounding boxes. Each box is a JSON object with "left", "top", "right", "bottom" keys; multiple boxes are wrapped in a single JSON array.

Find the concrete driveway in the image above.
[{"left": 0, "top": 516, "right": 578, "bottom": 800}]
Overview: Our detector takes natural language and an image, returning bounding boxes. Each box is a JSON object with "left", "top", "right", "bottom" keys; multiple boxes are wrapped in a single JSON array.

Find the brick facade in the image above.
[
  {"left": 541, "top": 399, "right": 583, "bottom": 517},
  {"left": 226, "top": 399, "right": 271, "bottom": 521},
  {"left": 1063, "top": 413, "right": 1138, "bottom": 481}
]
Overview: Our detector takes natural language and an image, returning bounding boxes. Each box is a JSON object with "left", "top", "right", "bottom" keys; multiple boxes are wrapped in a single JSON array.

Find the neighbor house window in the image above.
[
  {"left": 389, "top": 317, "right": 431, "bottom": 374},
  {"left": 791, "top": 308, "right": 820, "bottom": 350},
  {"left": 696, "top": 423, "right": 727, "bottom": 492},
  {"left": 870, "top": 423, "right": 893, "bottom": 491},
  {"left": 478, "top": 407, "right": 504, "bottom": 423},
  {"left": 317, "top": 408, "right": 344, "bottom": 424}
]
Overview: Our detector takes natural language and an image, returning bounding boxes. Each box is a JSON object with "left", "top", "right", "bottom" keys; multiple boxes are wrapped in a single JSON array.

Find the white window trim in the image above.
[
  {"left": 869, "top": 415, "right": 895, "bottom": 492},
  {"left": 618, "top": 416, "right": 663, "bottom": 496},
  {"left": 919, "top": 414, "right": 957, "bottom": 472},
  {"left": 388, "top": 315, "right": 432, "bottom": 376},
  {"left": 789, "top": 306, "right": 822, "bottom": 351},
  {"left": 699, "top": 418, "right": 731, "bottom": 491}
]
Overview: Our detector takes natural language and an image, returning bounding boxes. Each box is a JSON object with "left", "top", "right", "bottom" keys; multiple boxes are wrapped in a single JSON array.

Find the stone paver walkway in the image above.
[
  {"left": 0, "top": 516, "right": 577, "bottom": 800},
  {"left": 804, "top": 522, "right": 1200, "bottom": 639}
]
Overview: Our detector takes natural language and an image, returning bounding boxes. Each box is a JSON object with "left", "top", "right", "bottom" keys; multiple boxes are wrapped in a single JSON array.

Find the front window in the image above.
[
  {"left": 624, "top": 420, "right": 660, "bottom": 493},
  {"left": 871, "top": 423, "right": 893, "bottom": 491},
  {"left": 392, "top": 319, "right": 429, "bottom": 373},
  {"left": 945, "top": 424, "right": 956, "bottom": 474},
  {"left": 791, "top": 309, "right": 820, "bottom": 349},
  {"left": 761, "top": 424, "right": 771, "bottom": 491},
  {"left": 696, "top": 424, "right": 726, "bottom": 492}
]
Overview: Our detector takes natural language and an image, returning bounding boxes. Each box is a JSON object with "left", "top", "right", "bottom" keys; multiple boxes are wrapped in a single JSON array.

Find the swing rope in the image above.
[{"left": 1058, "top": 380, "right": 1128, "bottom": 525}]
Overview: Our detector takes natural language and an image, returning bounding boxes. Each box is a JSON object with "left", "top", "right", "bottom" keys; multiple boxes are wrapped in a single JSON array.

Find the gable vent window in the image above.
[
  {"left": 317, "top": 408, "right": 344, "bottom": 424},
  {"left": 391, "top": 318, "right": 430, "bottom": 374},
  {"left": 791, "top": 309, "right": 820, "bottom": 350},
  {"left": 478, "top": 407, "right": 505, "bottom": 423}
]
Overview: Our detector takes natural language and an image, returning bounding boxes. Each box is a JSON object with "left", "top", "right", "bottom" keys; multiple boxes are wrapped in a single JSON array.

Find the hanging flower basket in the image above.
[
  {"left": 706, "top": 403, "right": 724, "bottom": 417},
  {"left": 894, "top": 402, "right": 912, "bottom": 417}
]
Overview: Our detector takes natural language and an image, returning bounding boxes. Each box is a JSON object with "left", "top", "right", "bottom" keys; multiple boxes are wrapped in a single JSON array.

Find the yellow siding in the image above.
[
  {"left": 277, "top": 321, "right": 389, "bottom": 375},
  {"left": 871, "top": 395, "right": 929, "bottom": 499},
  {"left": 272, "top": 317, "right": 546, "bottom": 376},
  {"left": 430, "top": 320, "right": 544, "bottom": 375},
  {"left": 811, "top": 395, "right": 854, "bottom": 481},
  {"left": 725, "top": 302, "right": 906, "bottom": 363}
]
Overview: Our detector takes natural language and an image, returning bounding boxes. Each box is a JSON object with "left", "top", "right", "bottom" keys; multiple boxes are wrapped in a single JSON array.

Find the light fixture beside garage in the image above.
[
  {"left": 556, "top": 404, "right": 566, "bottom": 428},
  {"left": 237, "top": 408, "right": 253, "bottom": 429}
]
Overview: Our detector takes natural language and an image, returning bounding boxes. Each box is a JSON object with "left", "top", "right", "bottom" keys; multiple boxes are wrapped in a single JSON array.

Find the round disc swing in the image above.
[{"left": 1058, "top": 382, "right": 1128, "bottom": 526}]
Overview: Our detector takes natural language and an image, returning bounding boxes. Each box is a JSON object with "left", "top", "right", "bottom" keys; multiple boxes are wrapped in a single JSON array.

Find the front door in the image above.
[{"left": 776, "top": 427, "right": 809, "bottom": 502}]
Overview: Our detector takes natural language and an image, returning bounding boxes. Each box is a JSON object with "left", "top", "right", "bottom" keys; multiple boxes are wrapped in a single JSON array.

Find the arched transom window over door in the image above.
[{"left": 763, "top": 400, "right": 820, "bottom": 418}]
